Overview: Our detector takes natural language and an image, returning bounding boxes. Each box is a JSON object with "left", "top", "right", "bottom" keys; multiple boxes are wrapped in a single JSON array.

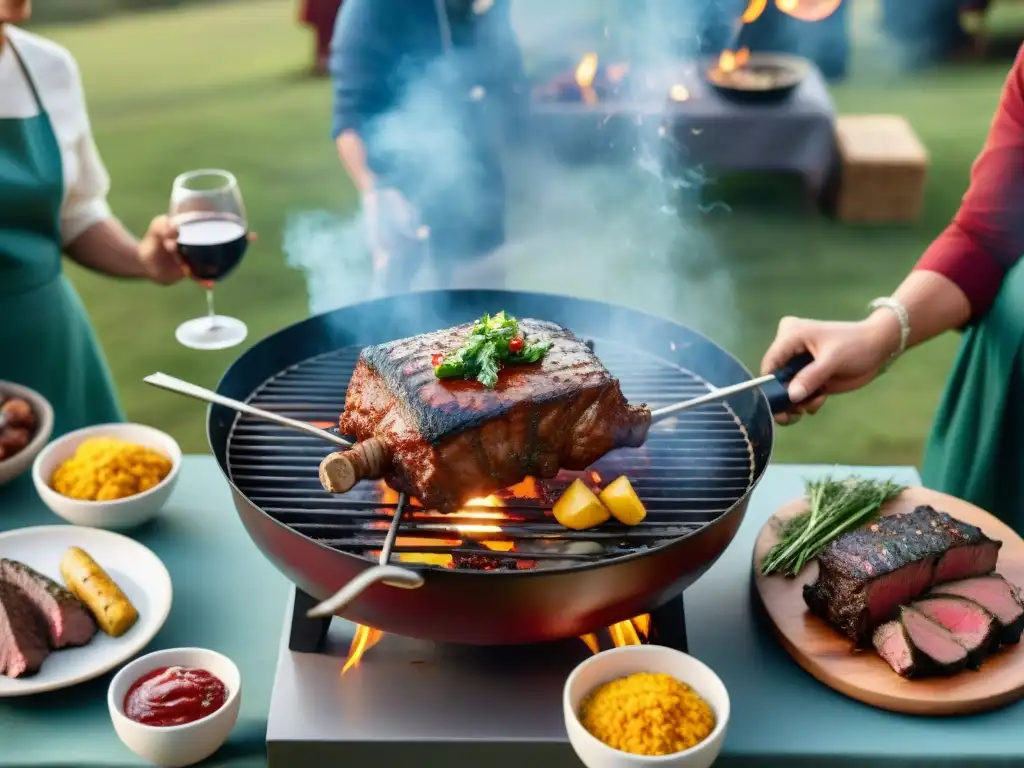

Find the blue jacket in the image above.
[{"left": 329, "top": 0, "right": 525, "bottom": 259}]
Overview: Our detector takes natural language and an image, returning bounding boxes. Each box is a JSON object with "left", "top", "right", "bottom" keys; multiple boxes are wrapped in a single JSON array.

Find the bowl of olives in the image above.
[{"left": 0, "top": 382, "right": 53, "bottom": 487}]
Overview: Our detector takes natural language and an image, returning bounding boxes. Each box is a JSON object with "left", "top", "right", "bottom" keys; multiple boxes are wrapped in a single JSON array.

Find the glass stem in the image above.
[{"left": 206, "top": 288, "right": 220, "bottom": 330}]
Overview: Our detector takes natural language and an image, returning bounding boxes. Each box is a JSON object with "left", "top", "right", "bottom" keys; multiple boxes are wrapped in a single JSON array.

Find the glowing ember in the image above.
[
  {"left": 669, "top": 84, "right": 690, "bottom": 102},
  {"left": 371, "top": 477, "right": 543, "bottom": 565}
]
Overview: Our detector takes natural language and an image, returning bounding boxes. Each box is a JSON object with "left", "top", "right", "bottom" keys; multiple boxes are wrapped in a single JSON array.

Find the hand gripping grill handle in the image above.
[
  {"left": 319, "top": 437, "right": 390, "bottom": 494},
  {"left": 762, "top": 352, "right": 819, "bottom": 414}
]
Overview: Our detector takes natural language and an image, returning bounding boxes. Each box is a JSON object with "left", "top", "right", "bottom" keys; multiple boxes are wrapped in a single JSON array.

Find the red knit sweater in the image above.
[{"left": 915, "top": 46, "right": 1024, "bottom": 319}]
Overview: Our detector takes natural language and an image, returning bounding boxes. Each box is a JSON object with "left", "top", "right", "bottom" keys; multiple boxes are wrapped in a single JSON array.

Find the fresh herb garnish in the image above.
[
  {"left": 760, "top": 475, "right": 905, "bottom": 578},
  {"left": 433, "top": 311, "right": 553, "bottom": 388}
]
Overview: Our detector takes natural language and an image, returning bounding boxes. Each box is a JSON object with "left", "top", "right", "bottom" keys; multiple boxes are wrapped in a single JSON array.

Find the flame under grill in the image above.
[{"left": 226, "top": 338, "right": 755, "bottom": 569}]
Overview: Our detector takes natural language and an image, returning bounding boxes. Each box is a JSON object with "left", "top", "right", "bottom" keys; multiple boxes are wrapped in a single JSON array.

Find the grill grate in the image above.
[{"left": 226, "top": 338, "right": 755, "bottom": 570}]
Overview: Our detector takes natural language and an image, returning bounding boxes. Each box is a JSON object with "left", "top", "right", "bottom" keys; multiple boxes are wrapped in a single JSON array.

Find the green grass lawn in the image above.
[{"left": 38, "top": 0, "right": 1022, "bottom": 466}]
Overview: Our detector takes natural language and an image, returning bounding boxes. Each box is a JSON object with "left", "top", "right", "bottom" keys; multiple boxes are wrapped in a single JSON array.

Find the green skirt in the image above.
[
  {"left": 0, "top": 274, "right": 124, "bottom": 439},
  {"left": 922, "top": 259, "right": 1024, "bottom": 532}
]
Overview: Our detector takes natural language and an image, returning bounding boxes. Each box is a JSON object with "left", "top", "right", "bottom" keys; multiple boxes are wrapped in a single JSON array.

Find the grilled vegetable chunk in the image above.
[
  {"left": 59, "top": 547, "right": 138, "bottom": 637},
  {"left": 554, "top": 479, "right": 611, "bottom": 530},
  {"left": 599, "top": 476, "right": 648, "bottom": 526}
]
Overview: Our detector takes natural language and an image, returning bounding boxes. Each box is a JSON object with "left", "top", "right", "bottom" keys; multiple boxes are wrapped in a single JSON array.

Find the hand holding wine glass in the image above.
[{"left": 170, "top": 169, "right": 250, "bottom": 351}]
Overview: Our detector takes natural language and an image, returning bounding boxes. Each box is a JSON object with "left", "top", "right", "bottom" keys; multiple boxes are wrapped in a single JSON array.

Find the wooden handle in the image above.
[{"left": 319, "top": 437, "right": 390, "bottom": 493}]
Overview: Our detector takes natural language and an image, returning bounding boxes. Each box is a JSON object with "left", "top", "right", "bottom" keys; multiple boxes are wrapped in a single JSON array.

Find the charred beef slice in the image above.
[
  {"left": 873, "top": 606, "right": 969, "bottom": 678},
  {"left": 803, "top": 506, "right": 1000, "bottom": 645},
  {"left": 0, "top": 559, "right": 95, "bottom": 648},
  {"left": 931, "top": 574, "right": 1024, "bottom": 644},
  {"left": 911, "top": 595, "right": 999, "bottom": 669},
  {"left": 0, "top": 582, "right": 50, "bottom": 678}
]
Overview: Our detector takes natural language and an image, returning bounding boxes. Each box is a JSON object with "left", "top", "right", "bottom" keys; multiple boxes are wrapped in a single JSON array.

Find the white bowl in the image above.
[
  {"left": 32, "top": 423, "right": 181, "bottom": 530},
  {"left": 0, "top": 381, "right": 54, "bottom": 488},
  {"left": 108, "top": 647, "right": 241, "bottom": 768},
  {"left": 564, "top": 645, "right": 730, "bottom": 768}
]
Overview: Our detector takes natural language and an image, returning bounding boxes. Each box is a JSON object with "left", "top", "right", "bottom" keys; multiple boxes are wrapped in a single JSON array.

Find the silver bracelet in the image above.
[{"left": 867, "top": 297, "right": 911, "bottom": 371}]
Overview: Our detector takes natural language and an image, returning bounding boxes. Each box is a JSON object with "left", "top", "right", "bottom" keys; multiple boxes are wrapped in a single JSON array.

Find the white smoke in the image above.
[{"left": 283, "top": 0, "right": 740, "bottom": 348}]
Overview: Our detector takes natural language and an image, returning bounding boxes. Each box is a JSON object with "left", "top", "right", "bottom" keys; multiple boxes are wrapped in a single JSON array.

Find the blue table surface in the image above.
[{"left": 2, "top": 457, "right": 1023, "bottom": 767}]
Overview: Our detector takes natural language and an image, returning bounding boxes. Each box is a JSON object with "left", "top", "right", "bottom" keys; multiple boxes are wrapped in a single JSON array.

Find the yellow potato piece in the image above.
[
  {"left": 599, "top": 475, "right": 648, "bottom": 526},
  {"left": 553, "top": 479, "right": 611, "bottom": 530}
]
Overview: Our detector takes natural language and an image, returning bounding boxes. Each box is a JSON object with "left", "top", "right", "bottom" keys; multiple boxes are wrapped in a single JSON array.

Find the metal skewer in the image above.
[
  {"left": 306, "top": 494, "right": 424, "bottom": 618},
  {"left": 143, "top": 372, "right": 353, "bottom": 448},
  {"left": 649, "top": 373, "right": 778, "bottom": 423}
]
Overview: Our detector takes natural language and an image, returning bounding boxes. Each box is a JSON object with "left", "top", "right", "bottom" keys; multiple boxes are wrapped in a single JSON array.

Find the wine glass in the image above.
[{"left": 170, "top": 169, "right": 249, "bottom": 351}]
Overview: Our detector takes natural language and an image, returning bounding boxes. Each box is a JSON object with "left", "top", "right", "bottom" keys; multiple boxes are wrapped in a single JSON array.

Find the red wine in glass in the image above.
[
  {"left": 177, "top": 216, "right": 249, "bottom": 284},
  {"left": 170, "top": 170, "right": 249, "bottom": 351}
]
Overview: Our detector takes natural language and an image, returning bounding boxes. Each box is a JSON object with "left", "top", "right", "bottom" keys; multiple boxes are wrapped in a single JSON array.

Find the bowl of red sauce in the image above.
[{"left": 108, "top": 648, "right": 241, "bottom": 768}]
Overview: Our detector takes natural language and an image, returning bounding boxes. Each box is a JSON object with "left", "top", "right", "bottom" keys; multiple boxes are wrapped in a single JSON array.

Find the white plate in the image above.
[{"left": 0, "top": 525, "right": 173, "bottom": 697}]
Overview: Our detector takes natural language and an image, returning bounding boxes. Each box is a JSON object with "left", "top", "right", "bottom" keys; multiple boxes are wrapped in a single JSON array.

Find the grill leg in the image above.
[
  {"left": 650, "top": 594, "right": 688, "bottom": 653},
  {"left": 288, "top": 586, "right": 333, "bottom": 653}
]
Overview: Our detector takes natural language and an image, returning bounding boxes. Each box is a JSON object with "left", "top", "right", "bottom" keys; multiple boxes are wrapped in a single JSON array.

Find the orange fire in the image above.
[
  {"left": 340, "top": 473, "right": 653, "bottom": 673},
  {"left": 572, "top": 53, "right": 629, "bottom": 105},
  {"left": 717, "top": 47, "right": 751, "bottom": 74},
  {"left": 575, "top": 52, "right": 599, "bottom": 105},
  {"left": 774, "top": 0, "right": 843, "bottom": 22},
  {"left": 343, "top": 625, "right": 383, "bottom": 674},
  {"left": 579, "top": 614, "right": 651, "bottom": 654},
  {"left": 742, "top": 0, "right": 769, "bottom": 23},
  {"left": 742, "top": 0, "right": 842, "bottom": 23},
  {"left": 345, "top": 613, "right": 652, "bottom": 674},
  {"left": 721, "top": 0, "right": 842, "bottom": 75}
]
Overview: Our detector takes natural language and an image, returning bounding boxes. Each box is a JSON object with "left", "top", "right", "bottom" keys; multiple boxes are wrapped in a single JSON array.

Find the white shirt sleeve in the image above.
[
  {"left": 0, "top": 27, "right": 114, "bottom": 246},
  {"left": 59, "top": 102, "right": 113, "bottom": 246}
]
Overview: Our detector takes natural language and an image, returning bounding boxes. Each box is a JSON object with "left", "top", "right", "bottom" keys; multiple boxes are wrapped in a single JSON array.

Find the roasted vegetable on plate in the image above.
[{"left": 60, "top": 546, "right": 139, "bottom": 637}]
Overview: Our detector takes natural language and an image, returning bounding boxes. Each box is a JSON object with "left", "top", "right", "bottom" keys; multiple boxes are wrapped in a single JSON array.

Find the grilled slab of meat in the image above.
[
  {"left": 330, "top": 319, "right": 651, "bottom": 512},
  {"left": 0, "top": 582, "right": 50, "bottom": 678},
  {"left": 931, "top": 574, "right": 1024, "bottom": 645},
  {"left": 804, "top": 506, "right": 1001, "bottom": 646},
  {"left": 0, "top": 559, "right": 96, "bottom": 649}
]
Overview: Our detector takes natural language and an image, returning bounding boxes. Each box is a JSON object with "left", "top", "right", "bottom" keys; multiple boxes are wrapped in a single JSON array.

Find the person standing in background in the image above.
[
  {"left": 0, "top": 1, "right": 183, "bottom": 439},
  {"left": 299, "top": 0, "right": 343, "bottom": 75},
  {"left": 329, "top": 0, "right": 527, "bottom": 297}
]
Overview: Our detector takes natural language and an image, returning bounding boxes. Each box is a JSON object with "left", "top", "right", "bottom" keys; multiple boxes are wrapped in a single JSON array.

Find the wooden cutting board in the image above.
[{"left": 752, "top": 486, "right": 1024, "bottom": 715}]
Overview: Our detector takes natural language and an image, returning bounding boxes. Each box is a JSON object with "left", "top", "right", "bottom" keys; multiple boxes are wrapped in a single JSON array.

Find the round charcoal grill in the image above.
[
  {"left": 208, "top": 290, "right": 794, "bottom": 645},
  {"left": 226, "top": 339, "right": 755, "bottom": 570}
]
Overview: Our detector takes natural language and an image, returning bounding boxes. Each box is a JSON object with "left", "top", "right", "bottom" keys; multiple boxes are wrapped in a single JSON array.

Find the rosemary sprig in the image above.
[{"left": 760, "top": 475, "right": 905, "bottom": 578}]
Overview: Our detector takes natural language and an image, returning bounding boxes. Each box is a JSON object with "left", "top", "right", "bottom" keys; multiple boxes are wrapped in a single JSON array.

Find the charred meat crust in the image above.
[
  {"left": 804, "top": 506, "right": 1001, "bottom": 646},
  {"left": 350, "top": 319, "right": 650, "bottom": 445},
  {"left": 340, "top": 319, "right": 652, "bottom": 512}
]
